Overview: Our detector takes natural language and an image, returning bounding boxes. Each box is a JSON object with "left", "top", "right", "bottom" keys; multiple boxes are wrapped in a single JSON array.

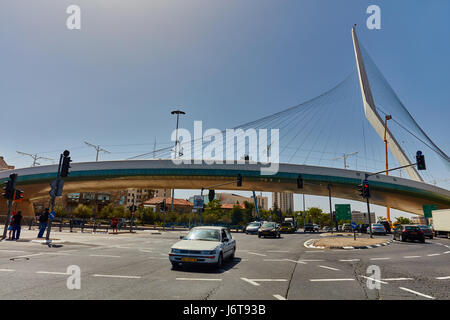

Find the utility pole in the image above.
[
  {"left": 302, "top": 193, "right": 306, "bottom": 229},
  {"left": 84, "top": 141, "right": 110, "bottom": 162},
  {"left": 384, "top": 115, "right": 392, "bottom": 229},
  {"left": 331, "top": 151, "right": 359, "bottom": 169},
  {"left": 16, "top": 151, "right": 53, "bottom": 167},
  {"left": 327, "top": 184, "right": 333, "bottom": 234},
  {"left": 170, "top": 109, "right": 186, "bottom": 212}
]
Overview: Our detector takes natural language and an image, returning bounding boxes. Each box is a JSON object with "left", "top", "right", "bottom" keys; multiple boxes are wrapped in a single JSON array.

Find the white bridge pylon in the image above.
[{"left": 352, "top": 25, "right": 423, "bottom": 182}]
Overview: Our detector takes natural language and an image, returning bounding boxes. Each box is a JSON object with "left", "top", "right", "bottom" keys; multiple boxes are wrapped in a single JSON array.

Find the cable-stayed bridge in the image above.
[{"left": 1, "top": 26, "right": 449, "bottom": 217}]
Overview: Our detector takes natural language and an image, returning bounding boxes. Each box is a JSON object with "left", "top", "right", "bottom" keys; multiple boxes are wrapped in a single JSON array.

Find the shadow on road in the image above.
[{"left": 171, "top": 257, "right": 242, "bottom": 274}]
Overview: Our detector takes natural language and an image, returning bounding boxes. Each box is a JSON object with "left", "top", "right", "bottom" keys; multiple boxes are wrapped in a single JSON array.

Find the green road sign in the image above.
[
  {"left": 335, "top": 204, "right": 351, "bottom": 221},
  {"left": 422, "top": 204, "right": 438, "bottom": 218}
]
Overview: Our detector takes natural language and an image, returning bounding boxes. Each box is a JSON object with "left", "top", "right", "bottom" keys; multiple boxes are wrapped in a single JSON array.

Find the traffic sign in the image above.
[
  {"left": 351, "top": 222, "right": 357, "bottom": 229},
  {"left": 49, "top": 211, "right": 55, "bottom": 220},
  {"left": 423, "top": 204, "right": 438, "bottom": 218},
  {"left": 193, "top": 195, "right": 204, "bottom": 209},
  {"left": 335, "top": 204, "right": 351, "bottom": 221}
]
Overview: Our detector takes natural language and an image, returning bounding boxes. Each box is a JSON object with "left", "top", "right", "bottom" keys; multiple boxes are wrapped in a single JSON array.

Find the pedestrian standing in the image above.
[
  {"left": 8, "top": 211, "right": 17, "bottom": 240},
  {"left": 37, "top": 208, "right": 49, "bottom": 238},
  {"left": 11, "top": 211, "right": 23, "bottom": 240},
  {"left": 112, "top": 217, "right": 118, "bottom": 234}
]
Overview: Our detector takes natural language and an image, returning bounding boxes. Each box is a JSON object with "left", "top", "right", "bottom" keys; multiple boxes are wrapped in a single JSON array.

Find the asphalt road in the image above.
[{"left": 0, "top": 228, "right": 448, "bottom": 300}]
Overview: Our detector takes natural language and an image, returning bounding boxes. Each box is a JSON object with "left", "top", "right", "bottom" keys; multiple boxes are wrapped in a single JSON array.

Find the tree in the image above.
[
  {"left": 72, "top": 204, "right": 93, "bottom": 220},
  {"left": 396, "top": 216, "right": 412, "bottom": 224},
  {"left": 54, "top": 205, "right": 68, "bottom": 219},
  {"left": 231, "top": 205, "right": 243, "bottom": 225},
  {"left": 377, "top": 216, "right": 386, "bottom": 221}
]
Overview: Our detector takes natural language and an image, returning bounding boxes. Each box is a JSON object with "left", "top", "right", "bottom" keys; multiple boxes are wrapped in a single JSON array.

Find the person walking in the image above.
[
  {"left": 37, "top": 209, "right": 49, "bottom": 238},
  {"left": 11, "top": 211, "right": 23, "bottom": 240}
]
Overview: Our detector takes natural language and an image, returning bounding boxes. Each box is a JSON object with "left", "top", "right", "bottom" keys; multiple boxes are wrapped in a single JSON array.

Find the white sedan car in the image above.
[{"left": 169, "top": 226, "right": 236, "bottom": 269}]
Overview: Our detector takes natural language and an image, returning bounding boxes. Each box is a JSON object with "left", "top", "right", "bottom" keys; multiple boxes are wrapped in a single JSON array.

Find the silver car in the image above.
[
  {"left": 369, "top": 223, "right": 386, "bottom": 235},
  {"left": 245, "top": 221, "right": 262, "bottom": 234},
  {"left": 169, "top": 226, "right": 236, "bottom": 269}
]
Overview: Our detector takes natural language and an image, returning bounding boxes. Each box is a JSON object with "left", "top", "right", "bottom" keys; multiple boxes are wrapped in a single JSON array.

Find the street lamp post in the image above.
[
  {"left": 171, "top": 109, "right": 186, "bottom": 212},
  {"left": 384, "top": 115, "right": 392, "bottom": 228}
]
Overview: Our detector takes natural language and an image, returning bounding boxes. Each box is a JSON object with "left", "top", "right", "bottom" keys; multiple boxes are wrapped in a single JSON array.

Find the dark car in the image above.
[
  {"left": 417, "top": 225, "right": 433, "bottom": 239},
  {"left": 304, "top": 224, "right": 319, "bottom": 233},
  {"left": 357, "top": 224, "right": 369, "bottom": 233},
  {"left": 393, "top": 225, "right": 425, "bottom": 243},
  {"left": 280, "top": 222, "right": 296, "bottom": 233},
  {"left": 258, "top": 222, "right": 281, "bottom": 238},
  {"left": 377, "top": 221, "right": 391, "bottom": 234}
]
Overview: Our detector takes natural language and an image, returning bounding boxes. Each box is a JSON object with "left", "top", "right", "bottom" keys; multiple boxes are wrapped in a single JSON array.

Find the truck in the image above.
[
  {"left": 430, "top": 209, "right": 450, "bottom": 238},
  {"left": 283, "top": 217, "right": 297, "bottom": 230}
]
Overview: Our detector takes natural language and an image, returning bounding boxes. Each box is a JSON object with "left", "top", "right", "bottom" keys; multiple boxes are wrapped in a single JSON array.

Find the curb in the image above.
[
  {"left": 31, "top": 239, "right": 65, "bottom": 244},
  {"left": 304, "top": 238, "right": 393, "bottom": 250}
]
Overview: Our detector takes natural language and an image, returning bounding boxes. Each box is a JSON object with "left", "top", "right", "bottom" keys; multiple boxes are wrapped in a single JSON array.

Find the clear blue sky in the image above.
[{"left": 1, "top": 0, "right": 449, "bottom": 217}]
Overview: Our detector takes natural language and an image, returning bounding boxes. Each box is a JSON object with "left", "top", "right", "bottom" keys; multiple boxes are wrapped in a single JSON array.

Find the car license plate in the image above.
[
  {"left": 411, "top": 232, "right": 417, "bottom": 235},
  {"left": 181, "top": 257, "right": 197, "bottom": 262}
]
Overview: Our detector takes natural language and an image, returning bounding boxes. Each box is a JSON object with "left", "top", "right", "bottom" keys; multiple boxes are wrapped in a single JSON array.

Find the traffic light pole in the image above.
[
  {"left": 327, "top": 184, "right": 333, "bottom": 234},
  {"left": 1, "top": 199, "right": 13, "bottom": 240},
  {"left": 129, "top": 195, "right": 135, "bottom": 233},
  {"left": 364, "top": 174, "right": 373, "bottom": 239},
  {"left": 46, "top": 153, "right": 63, "bottom": 243}
]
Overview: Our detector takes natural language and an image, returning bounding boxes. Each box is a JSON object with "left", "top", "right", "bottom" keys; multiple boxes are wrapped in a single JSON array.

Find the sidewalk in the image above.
[{"left": 305, "top": 236, "right": 393, "bottom": 249}]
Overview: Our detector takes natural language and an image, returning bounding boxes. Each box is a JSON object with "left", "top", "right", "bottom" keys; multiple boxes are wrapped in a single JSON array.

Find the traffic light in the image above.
[
  {"left": 129, "top": 205, "right": 137, "bottom": 212},
  {"left": 2, "top": 174, "right": 17, "bottom": 200},
  {"left": 208, "top": 189, "right": 215, "bottom": 202},
  {"left": 297, "top": 174, "right": 303, "bottom": 188},
  {"left": 13, "top": 189, "right": 24, "bottom": 203},
  {"left": 416, "top": 151, "right": 426, "bottom": 170},
  {"left": 237, "top": 174, "right": 242, "bottom": 187},
  {"left": 60, "top": 150, "right": 71, "bottom": 177},
  {"left": 358, "top": 179, "right": 370, "bottom": 199}
]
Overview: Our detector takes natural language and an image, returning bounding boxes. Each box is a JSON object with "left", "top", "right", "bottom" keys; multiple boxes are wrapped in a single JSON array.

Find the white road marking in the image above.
[
  {"left": 369, "top": 257, "right": 391, "bottom": 260},
  {"left": 382, "top": 278, "right": 414, "bottom": 281},
  {"left": 241, "top": 278, "right": 260, "bottom": 286},
  {"left": 139, "top": 249, "right": 153, "bottom": 253},
  {"left": 0, "top": 250, "right": 27, "bottom": 253},
  {"left": 247, "top": 252, "right": 267, "bottom": 257},
  {"left": 36, "top": 271, "right": 68, "bottom": 275},
  {"left": 360, "top": 276, "right": 388, "bottom": 284},
  {"left": 92, "top": 274, "right": 141, "bottom": 279},
  {"left": 176, "top": 278, "right": 222, "bottom": 281},
  {"left": 0, "top": 269, "right": 15, "bottom": 272},
  {"left": 404, "top": 256, "right": 421, "bottom": 258},
  {"left": 436, "top": 276, "right": 450, "bottom": 280},
  {"left": 89, "top": 254, "right": 121, "bottom": 258},
  {"left": 427, "top": 253, "right": 441, "bottom": 256},
  {"left": 263, "top": 259, "right": 287, "bottom": 262},
  {"left": 299, "top": 259, "right": 324, "bottom": 262},
  {"left": 10, "top": 253, "right": 44, "bottom": 259},
  {"left": 318, "top": 265, "right": 340, "bottom": 271},
  {"left": 443, "top": 251, "right": 450, "bottom": 254},
  {"left": 284, "top": 259, "right": 307, "bottom": 264},
  {"left": 399, "top": 287, "right": 435, "bottom": 299},
  {"left": 339, "top": 259, "right": 360, "bottom": 262},
  {"left": 267, "top": 250, "right": 289, "bottom": 253},
  {"left": 273, "top": 294, "right": 287, "bottom": 300},
  {"left": 310, "top": 278, "right": 355, "bottom": 282}
]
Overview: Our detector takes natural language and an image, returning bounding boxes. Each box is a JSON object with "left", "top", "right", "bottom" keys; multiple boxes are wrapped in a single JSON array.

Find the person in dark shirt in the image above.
[
  {"left": 11, "top": 211, "right": 23, "bottom": 240},
  {"left": 37, "top": 209, "right": 49, "bottom": 238}
]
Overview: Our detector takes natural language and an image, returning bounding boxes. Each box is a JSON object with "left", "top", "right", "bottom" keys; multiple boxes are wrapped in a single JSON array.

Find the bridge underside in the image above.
[{"left": 1, "top": 160, "right": 450, "bottom": 217}]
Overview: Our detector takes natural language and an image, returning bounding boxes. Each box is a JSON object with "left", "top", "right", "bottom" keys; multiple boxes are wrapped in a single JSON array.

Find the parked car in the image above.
[
  {"left": 357, "top": 224, "right": 370, "bottom": 233},
  {"left": 368, "top": 223, "right": 387, "bottom": 235},
  {"left": 258, "top": 222, "right": 281, "bottom": 238},
  {"left": 377, "top": 221, "right": 392, "bottom": 234},
  {"left": 304, "top": 224, "right": 320, "bottom": 233},
  {"left": 322, "top": 226, "right": 331, "bottom": 232},
  {"left": 342, "top": 224, "right": 352, "bottom": 232},
  {"left": 245, "top": 221, "right": 262, "bottom": 234},
  {"left": 393, "top": 225, "right": 425, "bottom": 243},
  {"left": 417, "top": 225, "right": 433, "bottom": 239},
  {"left": 280, "top": 222, "right": 296, "bottom": 233},
  {"left": 169, "top": 226, "right": 236, "bottom": 269}
]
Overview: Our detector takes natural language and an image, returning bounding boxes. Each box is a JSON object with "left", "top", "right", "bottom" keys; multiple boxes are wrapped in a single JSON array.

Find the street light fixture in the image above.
[{"left": 170, "top": 109, "right": 186, "bottom": 212}]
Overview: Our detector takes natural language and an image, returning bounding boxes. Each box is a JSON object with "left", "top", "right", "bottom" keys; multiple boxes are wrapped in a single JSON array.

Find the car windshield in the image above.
[
  {"left": 248, "top": 223, "right": 260, "bottom": 227},
  {"left": 373, "top": 224, "right": 384, "bottom": 227},
  {"left": 184, "top": 228, "right": 220, "bottom": 241},
  {"left": 281, "top": 223, "right": 292, "bottom": 227},
  {"left": 262, "top": 223, "right": 276, "bottom": 228},
  {"left": 418, "top": 225, "right": 429, "bottom": 229},
  {"left": 404, "top": 226, "right": 420, "bottom": 231}
]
